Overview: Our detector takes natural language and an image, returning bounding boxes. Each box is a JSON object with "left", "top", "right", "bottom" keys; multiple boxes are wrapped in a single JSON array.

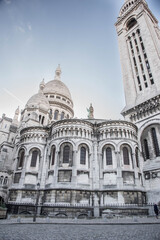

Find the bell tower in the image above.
[
  {"left": 116, "top": 0, "right": 160, "bottom": 203},
  {"left": 115, "top": 0, "right": 160, "bottom": 125}
]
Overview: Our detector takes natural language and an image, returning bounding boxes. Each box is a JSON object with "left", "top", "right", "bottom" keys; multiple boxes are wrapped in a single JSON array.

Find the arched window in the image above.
[
  {"left": 0, "top": 176, "right": 3, "bottom": 185},
  {"left": 127, "top": 18, "right": 137, "bottom": 30},
  {"left": 80, "top": 147, "right": 86, "bottom": 165},
  {"left": 51, "top": 146, "right": 56, "bottom": 165},
  {"left": 39, "top": 115, "right": 41, "bottom": 123},
  {"left": 17, "top": 149, "right": 25, "bottom": 169},
  {"left": 30, "top": 150, "right": 38, "bottom": 167},
  {"left": 151, "top": 128, "right": 160, "bottom": 157},
  {"left": 3, "top": 177, "right": 8, "bottom": 186},
  {"left": 63, "top": 145, "right": 70, "bottom": 163},
  {"left": 61, "top": 112, "right": 65, "bottom": 120},
  {"left": 123, "top": 147, "right": 130, "bottom": 165},
  {"left": 144, "top": 139, "right": 149, "bottom": 160},
  {"left": 106, "top": 147, "right": 112, "bottom": 165},
  {"left": 0, "top": 196, "right": 5, "bottom": 206},
  {"left": 135, "top": 147, "right": 139, "bottom": 167},
  {"left": 136, "top": 29, "right": 140, "bottom": 35},
  {"left": 54, "top": 110, "right": 59, "bottom": 120},
  {"left": 41, "top": 116, "right": 45, "bottom": 125}
]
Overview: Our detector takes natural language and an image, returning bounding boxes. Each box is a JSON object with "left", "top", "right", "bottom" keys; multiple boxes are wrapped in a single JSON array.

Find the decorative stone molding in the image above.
[{"left": 122, "top": 95, "right": 160, "bottom": 122}]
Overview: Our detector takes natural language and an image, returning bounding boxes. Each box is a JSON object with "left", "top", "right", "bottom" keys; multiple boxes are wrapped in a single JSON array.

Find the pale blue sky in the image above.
[{"left": 0, "top": 0, "right": 160, "bottom": 120}]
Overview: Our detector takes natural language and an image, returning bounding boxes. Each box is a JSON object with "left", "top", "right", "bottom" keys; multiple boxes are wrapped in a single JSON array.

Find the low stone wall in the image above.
[
  {"left": 101, "top": 207, "right": 149, "bottom": 218},
  {"left": 0, "top": 207, "right": 7, "bottom": 219}
]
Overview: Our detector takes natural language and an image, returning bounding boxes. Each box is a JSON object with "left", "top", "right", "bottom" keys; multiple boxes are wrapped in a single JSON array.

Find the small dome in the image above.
[
  {"left": 26, "top": 92, "right": 50, "bottom": 111},
  {"left": 43, "top": 80, "right": 72, "bottom": 100}
]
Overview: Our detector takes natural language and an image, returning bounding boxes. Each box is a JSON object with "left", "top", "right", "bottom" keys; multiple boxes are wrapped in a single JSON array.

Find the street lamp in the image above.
[{"left": 33, "top": 182, "right": 40, "bottom": 222}]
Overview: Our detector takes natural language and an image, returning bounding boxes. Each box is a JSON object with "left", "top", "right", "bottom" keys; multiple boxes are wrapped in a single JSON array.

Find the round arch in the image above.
[{"left": 99, "top": 141, "right": 117, "bottom": 152}]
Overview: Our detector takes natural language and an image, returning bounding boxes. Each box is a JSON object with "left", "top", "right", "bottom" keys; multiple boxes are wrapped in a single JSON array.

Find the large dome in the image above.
[
  {"left": 25, "top": 92, "right": 50, "bottom": 111},
  {"left": 24, "top": 65, "right": 74, "bottom": 121},
  {"left": 43, "top": 65, "right": 72, "bottom": 101},
  {"left": 43, "top": 79, "right": 72, "bottom": 100}
]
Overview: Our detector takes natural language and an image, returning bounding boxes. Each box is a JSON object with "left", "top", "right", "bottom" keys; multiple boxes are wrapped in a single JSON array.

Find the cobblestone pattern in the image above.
[{"left": 0, "top": 224, "right": 160, "bottom": 240}]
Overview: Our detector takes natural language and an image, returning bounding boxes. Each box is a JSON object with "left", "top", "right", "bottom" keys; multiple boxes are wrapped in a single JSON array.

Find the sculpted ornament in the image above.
[{"left": 87, "top": 104, "right": 94, "bottom": 119}]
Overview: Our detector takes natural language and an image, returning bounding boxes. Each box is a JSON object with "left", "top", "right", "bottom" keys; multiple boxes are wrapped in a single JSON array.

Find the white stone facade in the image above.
[{"left": 0, "top": 0, "right": 160, "bottom": 217}]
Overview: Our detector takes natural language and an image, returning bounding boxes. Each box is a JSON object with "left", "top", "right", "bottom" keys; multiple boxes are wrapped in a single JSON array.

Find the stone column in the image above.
[
  {"left": 115, "top": 151, "right": 123, "bottom": 188},
  {"left": 93, "top": 192, "right": 100, "bottom": 217},
  {"left": 50, "top": 190, "right": 56, "bottom": 203},
  {"left": 71, "top": 190, "right": 76, "bottom": 205},
  {"left": 16, "top": 190, "right": 22, "bottom": 202},
  {"left": 19, "top": 154, "right": 28, "bottom": 187},
  {"left": 91, "top": 137, "right": 100, "bottom": 217},
  {"left": 118, "top": 191, "right": 124, "bottom": 204},
  {"left": 40, "top": 146, "right": 48, "bottom": 189},
  {"left": 98, "top": 153, "right": 103, "bottom": 189},
  {"left": 92, "top": 140, "right": 99, "bottom": 189},
  {"left": 132, "top": 152, "right": 139, "bottom": 186},
  {"left": 72, "top": 150, "right": 77, "bottom": 186},
  {"left": 37, "top": 154, "right": 43, "bottom": 184},
  {"left": 90, "top": 192, "right": 93, "bottom": 207},
  {"left": 53, "top": 151, "right": 59, "bottom": 186}
]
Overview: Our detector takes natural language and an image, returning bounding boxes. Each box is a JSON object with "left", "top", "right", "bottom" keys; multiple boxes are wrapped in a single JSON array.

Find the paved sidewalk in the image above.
[{"left": 0, "top": 216, "right": 160, "bottom": 225}]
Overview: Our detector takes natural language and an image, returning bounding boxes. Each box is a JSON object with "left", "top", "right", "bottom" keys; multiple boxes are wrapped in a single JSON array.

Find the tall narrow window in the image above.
[
  {"left": 18, "top": 149, "right": 25, "bottom": 169},
  {"left": 54, "top": 110, "right": 59, "bottom": 120},
  {"left": 39, "top": 115, "right": 41, "bottom": 123},
  {"left": 14, "top": 173, "right": 21, "bottom": 183},
  {"left": 0, "top": 176, "right": 3, "bottom": 185},
  {"left": 144, "top": 139, "right": 149, "bottom": 160},
  {"left": 3, "top": 177, "right": 8, "bottom": 186},
  {"left": 30, "top": 150, "right": 38, "bottom": 167},
  {"left": 51, "top": 146, "right": 56, "bottom": 165},
  {"left": 63, "top": 145, "right": 70, "bottom": 163},
  {"left": 135, "top": 148, "right": 139, "bottom": 167},
  {"left": 123, "top": 147, "right": 129, "bottom": 165},
  {"left": 106, "top": 147, "right": 112, "bottom": 165},
  {"left": 41, "top": 116, "right": 45, "bottom": 125},
  {"left": 61, "top": 112, "right": 65, "bottom": 120},
  {"left": 151, "top": 128, "right": 160, "bottom": 157},
  {"left": 80, "top": 147, "right": 86, "bottom": 165}
]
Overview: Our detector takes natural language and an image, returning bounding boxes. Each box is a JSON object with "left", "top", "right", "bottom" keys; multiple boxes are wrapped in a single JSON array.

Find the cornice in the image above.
[
  {"left": 115, "top": 0, "right": 158, "bottom": 27},
  {"left": 122, "top": 95, "right": 160, "bottom": 122}
]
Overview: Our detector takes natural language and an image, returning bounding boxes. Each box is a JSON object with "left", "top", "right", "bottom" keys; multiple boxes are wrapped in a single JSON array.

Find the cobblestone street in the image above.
[{"left": 0, "top": 224, "right": 160, "bottom": 240}]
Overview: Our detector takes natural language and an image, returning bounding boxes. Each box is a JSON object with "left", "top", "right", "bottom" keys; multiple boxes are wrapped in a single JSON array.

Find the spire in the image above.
[
  {"left": 39, "top": 79, "right": 45, "bottom": 93},
  {"left": 54, "top": 64, "right": 62, "bottom": 81},
  {"left": 12, "top": 106, "right": 19, "bottom": 125}
]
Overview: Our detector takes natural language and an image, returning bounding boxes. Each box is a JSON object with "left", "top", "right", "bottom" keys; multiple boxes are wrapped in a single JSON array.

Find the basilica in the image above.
[{"left": 0, "top": 0, "right": 160, "bottom": 218}]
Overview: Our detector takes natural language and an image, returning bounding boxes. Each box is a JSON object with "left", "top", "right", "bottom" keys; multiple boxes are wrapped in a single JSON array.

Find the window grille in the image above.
[
  {"left": 80, "top": 147, "right": 86, "bottom": 165},
  {"left": 63, "top": 145, "right": 70, "bottom": 163},
  {"left": 30, "top": 150, "right": 38, "bottom": 167},
  {"left": 123, "top": 147, "right": 130, "bottom": 165},
  {"left": 106, "top": 147, "right": 112, "bottom": 165}
]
